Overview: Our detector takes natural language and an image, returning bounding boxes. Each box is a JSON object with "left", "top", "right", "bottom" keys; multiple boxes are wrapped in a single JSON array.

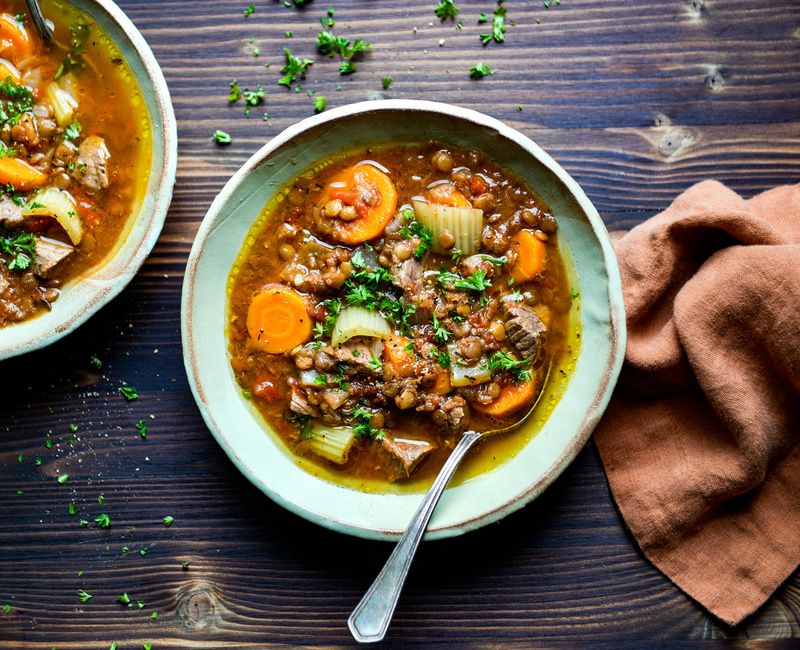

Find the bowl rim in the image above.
[
  {"left": 0, "top": 0, "right": 178, "bottom": 360},
  {"left": 182, "top": 99, "right": 626, "bottom": 540}
]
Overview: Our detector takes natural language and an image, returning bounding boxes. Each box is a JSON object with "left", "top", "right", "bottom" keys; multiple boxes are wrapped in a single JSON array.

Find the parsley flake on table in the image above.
[
  {"left": 77, "top": 589, "right": 92, "bottom": 604},
  {"left": 162, "top": 515, "right": 175, "bottom": 527},
  {"left": 89, "top": 355, "right": 102, "bottom": 368},
  {"left": 151, "top": 611, "right": 158, "bottom": 619},
  {"left": 136, "top": 420, "right": 148, "bottom": 439},
  {"left": 480, "top": 4, "right": 507, "bottom": 45},
  {"left": 470, "top": 63, "right": 496, "bottom": 79},
  {"left": 57, "top": 474, "right": 69, "bottom": 484},
  {"left": 116, "top": 592, "right": 131, "bottom": 606},
  {"left": 478, "top": 11, "right": 488, "bottom": 22},
  {"left": 119, "top": 386, "right": 139, "bottom": 401},
  {"left": 3, "top": 604, "right": 12, "bottom": 614},
  {"left": 244, "top": 4, "right": 255, "bottom": 17},
  {"left": 68, "top": 501, "right": 79, "bottom": 515},
  {"left": 434, "top": 0, "right": 460, "bottom": 21},
  {"left": 339, "top": 60, "right": 356, "bottom": 75},
  {"left": 227, "top": 80, "right": 242, "bottom": 103},
  {"left": 97, "top": 494, "right": 104, "bottom": 504},
  {"left": 382, "top": 76, "right": 393, "bottom": 90},
  {"left": 110, "top": 643, "right": 118, "bottom": 650},
  {"left": 17, "top": 454, "right": 23, "bottom": 463},
  {"left": 313, "top": 95, "right": 327, "bottom": 113},
  {"left": 213, "top": 129, "right": 232, "bottom": 145},
  {"left": 279, "top": 48, "right": 313, "bottom": 88},
  {"left": 95, "top": 513, "right": 111, "bottom": 528},
  {"left": 243, "top": 84, "right": 265, "bottom": 106}
]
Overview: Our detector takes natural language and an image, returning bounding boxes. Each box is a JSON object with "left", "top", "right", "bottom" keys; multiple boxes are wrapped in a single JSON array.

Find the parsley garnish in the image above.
[
  {"left": 313, "top": 95, "right": 327, "bottom": 113},
  {"left": 136, "top": 420, "right": 148, "bottom": 439},
  {"left": 432, "top": 313, "right": 451, "bottom": 344},
  {"left": 0, "top": 76, "right": 33, "bottom": 128},
  {"left": 95, "top": 513, "right": 111, "bottom": 528},
  {"left": 279, "top": 48, "right": 313, "bottom": 88},
  {"left": 438, "top": 269, "right": 492, "bottom": 292},
  {"left": 244, "top": 4, "right": 255, "bottom": 16},
  {"left": 213, "top": 129, "right": 232, "bottom": 145},
  {"left": 434, "top": 0, "right": 460, "bottom": 21},
  {"left": 77, "top": 589, "right": 92, "bottom": 604},
  {"left": 116, "top": 593, "right": 131, "bottom": 606},
  {"left": 433, "top": 348, "right": 451, "bottom": 369},
  {"left": 227, "top": 80, "right": 242, "bottom": 103},
  {"left": 480, "top": 4, "right": 507, "bottom": 45},
  {"left": 399, "top": 221, "right": 434, "bottom": 258},
  {"left": 57, "top": 474, "right": 69, "bottom": 485},
  {"left": 119, "top": 386, "right": 139, "bottom": 401},
  {"left": 162, "top": 515, "right": 175, "bottom": 527},
  {"left": 367, "top": 354, "right": 383, "bottom": 371},
  {"left": 316, "top": 30, "right": 371, "bottom": 58},
  {"left": 89, "top": 355, "right": 102, "bottom": 368},
  {"left": 382, "top": 76, "right": 393, "bottom": 90},
  {"left": 339, "top": 60, "right": 356, "bottom": 75},
  {"left": 0, "top": 230, "right": 36, "bottom": 271},
  {"left": 55, "top": 20, "right": 89, "bottom": 79},
  {"left": 478, "top": 11, "right": 488, "bottom": 22},
  {"left": 289, "top": 412, "right": 314, "bottom": 440},
  {"left": 64, "top": 121, "right": 82, "bottom": 140},
  {"left": 489, "top": 350, "right": 532, "bottom": 382},
  {"left": 68, "top": 501, "right": 79, "bottom": 515},
  {"left": 479, "top": 254, "right": 507, "bottom": 265},
  {"left": 352, "top": 405, "right": 385, "bottom": 441},
  {"left": 470, "top": 63, "right": 496, "bottom": 80},
  {"left": 314, "top": 297, "right": 342, "bottom": 340}
]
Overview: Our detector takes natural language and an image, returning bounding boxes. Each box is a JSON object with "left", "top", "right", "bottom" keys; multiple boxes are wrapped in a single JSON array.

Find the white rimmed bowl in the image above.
[
  {"left": 182, "top": 100, "right": 625, "bottom": 541},
  {"left": 0, "top": 0, "right": 177, "bottom": 360}
]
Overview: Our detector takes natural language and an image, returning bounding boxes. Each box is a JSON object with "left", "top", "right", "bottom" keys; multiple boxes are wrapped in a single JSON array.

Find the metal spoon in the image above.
[
  {"left": 348, "top": 372, "right": 549, "bottom": 644},
  {"left": 25, "top": 0, "right": 53, "bottom": 43}
]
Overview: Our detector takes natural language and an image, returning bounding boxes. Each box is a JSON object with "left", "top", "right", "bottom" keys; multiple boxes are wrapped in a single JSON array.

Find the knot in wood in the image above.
[
  {"left": 687, "top": 0, "right": 707, "bottom": 18},
  {"left": 658, "top": 129, "right": 694, "bottom": 158},
  {"left": 176, "top": 583, "right": 222, "bottom": 631},
  {"left": 705, "top": 68, "right": 725, "bottom": 91},
  {"left": 654, "top": 113, "right": 671, "bottom": 127}
]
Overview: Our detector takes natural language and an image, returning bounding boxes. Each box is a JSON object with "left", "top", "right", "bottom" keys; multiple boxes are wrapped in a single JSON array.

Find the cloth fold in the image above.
[{"left": 594, "top": 181, "right": 800, "bottom": 626}]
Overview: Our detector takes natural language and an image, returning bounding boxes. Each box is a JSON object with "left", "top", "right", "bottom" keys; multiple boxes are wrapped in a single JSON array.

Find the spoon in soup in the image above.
[
  {"left": 25, "top": 0, "right": 53, "bottom": 43},
  {"left": 348, "top": 368, "right": 550, "bottom": 644}
]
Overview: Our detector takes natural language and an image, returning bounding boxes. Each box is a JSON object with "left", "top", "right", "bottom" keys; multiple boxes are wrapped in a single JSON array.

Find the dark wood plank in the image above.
[{"left": 2, "top": 0, "right": 800, "bottom": 646}]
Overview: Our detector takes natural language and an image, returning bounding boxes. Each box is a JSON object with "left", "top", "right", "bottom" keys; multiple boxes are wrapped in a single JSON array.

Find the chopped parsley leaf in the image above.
[
  {"left": 313, "top": 95, "right": 327, "bottom": 113},
  {"left": 213, "top": 129, "right": 232, "bottom": 145},
  {"left": 243, "top": 84, "right": 265, "bottom": 106},
  {"left": 227, "top": 80, "right": 242, "bottom": 103},
  {"left": 434, "top": 0, "right": 460, "bottom": 21},
  {"left": 432, "top": 313, "right": 451, "bottom": 344},
  {"left": 352, "top": 405, "right": 385, "bottom": 441},
  {"left": 382, "top": 76, "right": 393, "bottom": 90},
  {"left": 469, "top": 63, "right": 495, "bottom": 80},
  {"left": 489, "top": 350, "right": 532, "bottom": 382},
  {"left": 119, "top": 386, "right": 139, "bottom": 401},
  {"left": 314, "top": 297, "right": 342, "bottom": 340},
  {"left": 0, "top": 230, "right": 36, "bottom": 271},
  {"left": 244, "top": 4, "right": 255, "bottom": 17},
  {"left": 316, "top": 30, "right": 371, "bottom": 59},
  {"left": 116, "top": 592, "right": 131, "bottom": 606},
  {"left": 136, "top": 420, "right": 148, "bottom": 439},
  {"left": 77, "top": 589, "right": 92, "bottom": 604},
  {"left": 57, "top": 474, "right": 69, "bottom": 485},
  {"left": 433, "top": 348, "right": 451, "bottom": 369},
  {"left": 64, "top": 121, "right": 82, "bottom": 140},
  {"left": 95, "top": 513, "right": 111, "bottom": 528},
  {"left": 438, "top": 269, "right": 492, "bottom": 292},
  {"left": 339, "top": 60, "right": 356, "bottom": 75},
  {"left": 399, "top": 221, "right": 433, "bottom": 258},
  {"left": 368, "top": 354, "right": 383, "bottom": 371},
  {"left": 162, "top": 515, "right": 175, "bottom": 527},
  {"left": 68, "top": 501, "right": 79, "bottom": 515},
  {"left": 89, "top": 355, "right": 102, "bottom": 368},
  {"left": 478, "top": 11, "right": 488, "bottom": 22},
  {"left": 289, "top": 412, "right": 314, "bottom": 439},
  {"left": 279, "top": 48, "right": 313, "bottom": 88},
  {"left": 480, "top": 4, "right": 507, "bottom": 45}
]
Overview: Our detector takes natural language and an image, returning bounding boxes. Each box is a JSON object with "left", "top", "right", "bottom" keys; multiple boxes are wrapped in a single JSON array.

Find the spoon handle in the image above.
[
  {"left": 348, "top": 429, "right": 483, "bottom": 644},
  {"left": 25, "top": 0, "right": 52, "bottom": 42}
]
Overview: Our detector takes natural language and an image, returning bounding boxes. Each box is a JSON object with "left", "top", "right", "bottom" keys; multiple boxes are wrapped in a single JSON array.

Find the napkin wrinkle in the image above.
[{"left": 595, "top": 180, "right": 800, "bottom": 626}]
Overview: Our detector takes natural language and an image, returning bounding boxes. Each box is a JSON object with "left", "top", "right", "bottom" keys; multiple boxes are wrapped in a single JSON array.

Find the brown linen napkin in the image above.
[{"left": 594, "top": 180, "right": 800, "bottom": 626}]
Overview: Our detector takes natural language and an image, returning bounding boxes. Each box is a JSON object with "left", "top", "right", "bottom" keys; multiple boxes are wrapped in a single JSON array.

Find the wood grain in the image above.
[{"left": 2, "top": 0, "right": 800, "bottom": 646}]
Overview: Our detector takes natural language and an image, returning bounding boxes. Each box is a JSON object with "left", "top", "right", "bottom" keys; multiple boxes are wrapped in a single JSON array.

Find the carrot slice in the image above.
[
  {"left": 246, "top": 284, "right": 312, "bottom": 354},
  {"left": 474, "top": 378, "right": 537, "bottom": 417},
  {"left": 0, "top": 158, "right": 48, "bottom": 191},
  {"left": 511, "top": 229, "right": 548, "bottom": 283},
  {"left": 0, "top": 13, "right": 32, "bottom": 62},
  {"left": 426, "top": 182, "right": 471, "bottom": 208},
  {"left": 383, "top": 334, "right": 414, "bottom": 378},
  {"left": 0, "top": 57, "right": 21, "bottom": 83},
  {"left": 322, "top": 163, "right": 398, "bottom": 245},
  {"left": 432, "top": 369, "right": 452, "bottom": 395}
]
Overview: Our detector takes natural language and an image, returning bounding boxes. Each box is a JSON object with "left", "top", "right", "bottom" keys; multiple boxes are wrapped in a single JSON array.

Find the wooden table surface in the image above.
[{"left": 2, "top": 0, "right": 799, "bottom": 646}]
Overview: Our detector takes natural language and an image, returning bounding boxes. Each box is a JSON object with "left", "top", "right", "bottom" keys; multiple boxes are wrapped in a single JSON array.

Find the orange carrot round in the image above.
[
  {"left": 474, "top": 378, "right": 537, "bottom": 417},
  {"left": 246, "top": 284, "right": 312, "bottom": 354},
  {"left": 0, "top": 14, "right": 32, "bottom": 62},
  {"left": 511, "top": 229, "right": 548, "bottom": 283},
  {"left": 426, "top": 182, "right": 471, "bottom": 207},
  {"left": 322, "top": 163, "right": 398, "bottom": 245},
  {"left": 0, "top": 157, "right": 48, "bottom": 191},
  {"left": 383, "top": 334, "right": 415, "bottom": 378}
]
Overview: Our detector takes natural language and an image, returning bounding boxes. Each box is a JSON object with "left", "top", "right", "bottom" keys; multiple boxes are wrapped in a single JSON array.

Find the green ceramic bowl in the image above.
[
  {"left": 0, "top": 0, "right": 177, "bottom": 360},
  {"left": 182, "top": 100, "right": 625, "bottom": 540}
]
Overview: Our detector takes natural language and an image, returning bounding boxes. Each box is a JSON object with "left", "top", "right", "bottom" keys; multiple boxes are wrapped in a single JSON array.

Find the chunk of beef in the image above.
[
  {"left": 381, "top": 436, "right": 435, "bottom": 479},
  {"left": 32, "top": 236, "right": 74, "bottom": 279},
  {"left": 73, "top": 135, "right": 110, "bottom": 194},
  {"left": 331, "top": 337, "right": 383, "bottom": 373},
  {"left": 289, "top": 386, "right": 319, "bottom": 417},
  {"left": 502, "top": 301, "right": 546, "bottom": 361},
  {"left": 391, "top": 257, "right": 423, "bottom": 293},
  {"left": 438, "top": 395, "right": 469, "bottom": 431},
  {"left": 0, "top": 196, "right": 24, "bottom": 228}
]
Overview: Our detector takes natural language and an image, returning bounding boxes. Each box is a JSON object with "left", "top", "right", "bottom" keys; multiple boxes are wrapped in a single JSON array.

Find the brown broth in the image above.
[{"left": 227, "top": 143, "right": 581, "bottom": 493}]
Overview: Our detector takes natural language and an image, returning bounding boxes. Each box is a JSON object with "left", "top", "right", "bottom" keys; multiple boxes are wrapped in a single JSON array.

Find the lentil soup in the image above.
[
  {"left": 0, "top": 0, "right": 151, "bottom": 327},
  {"left": 227, "top": 142, "right": 579, "bottom": 491}
]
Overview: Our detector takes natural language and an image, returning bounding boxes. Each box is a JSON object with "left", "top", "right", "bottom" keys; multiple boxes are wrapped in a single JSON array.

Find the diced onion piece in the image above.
[
  {"left": 45, "top": 82, "right": 78, "bottom": 127},
  {"left": 307, "top": 425, "right": 355, "bottom": 464},
  {"left": 411, "top": 199, "right": 483, "bottom": 256},
  {"left": 331, "top": 306, "right": 391, "bottom": 347},
  {"left": 447, "top": 343, "right": 491, "bottom": 387},
  {"left": 23, "top": 187, "right": 82, "bottom": 244},
  {"left": 299, "top": 369, "right": 321, "bottom": 387}
]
